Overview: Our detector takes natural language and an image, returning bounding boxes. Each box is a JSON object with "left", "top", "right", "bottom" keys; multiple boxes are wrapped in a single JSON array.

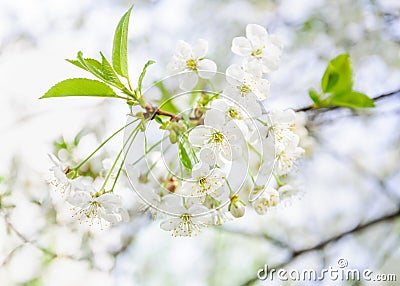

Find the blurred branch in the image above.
[
  {"left": 0, "top": 244, "right": 24, "bottom": 267},
  {"left": 216, "top": 227, "right": 292, "bottom": 250},
  {"left": 241, "top": 208, "right": 400, "bottom": 286},
  {"left": 324, "top": 148, "right": 400, "bottom": 205},
  {"left": 295, "top": 88, "right": 400, "bottom": 113},
  {"left": 1, "top": 215, "right": 78, "bottom": 265}
]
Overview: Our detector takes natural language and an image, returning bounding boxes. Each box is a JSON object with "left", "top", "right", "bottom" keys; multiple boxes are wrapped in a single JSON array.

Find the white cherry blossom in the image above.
[
  {"left": 67, "top": 187, "right": 128, "bottom": 225},
  {"left": 225, "top": 63, "right": 270, "bottom": 101},
  {"left": 160, "top": 195, "right": 211, "bottom": 237},
  {"left": 232, "top": 24, "right": 282, "bottom": 73},
  {"left": 189, "top": 112, "right": 244, "bottom": 161},
  {"left": 182, "top": 163, "right": 226, "bottom": 197},
  {"left": 275, "top": 140, "right": 304, "bottom": 176},
  {"left": 48, "top": 154, "right": 81, "bottom": 195},
  {"left": 168, "top": 39, "right": 217, "bottom": 90},
  {"left": 252, "top": 186, "right": 280, "bottom": 215},
  {"left": 209, "top": 98, "right": 260, "bottom": 122}
]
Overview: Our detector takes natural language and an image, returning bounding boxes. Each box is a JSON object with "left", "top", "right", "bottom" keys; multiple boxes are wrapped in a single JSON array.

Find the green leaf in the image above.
[
  {"left": 154, "top": 116, "right": 163, "bottom": 124},
  {"left": 76, "top": 52, "right": 105, "bottom": 80},
  {"left": 321, "top": 54, "right": 353, "bottom": 94},
  {"left": 0, "top": 176, "right": 5, "bottom": 184},
  {"left": 40, "top": 78, "right": 117, "bottom": 99},
  {"left": 99, "top": 52, "right": 125, "bottom": 89},
  {"left": 112, "top": 6, "right": 133, "bottom": 78},
  {"left": 178, "top": 141, "right": 193, "bottom": 171},
  {"left": 154, "top": 81, "right": 179, "bottom": 114},
  {"left": 329, "top": 91, "right": 375, "bottom": 108},
  {"left": 137, "top": 60, "right": 155, "bottom": 95},
  {"left": 308, "top": 88, "right": 321, "bottom": 105},
  {"left": 66, "top": 58, "right": 102, "bottom": 72}
]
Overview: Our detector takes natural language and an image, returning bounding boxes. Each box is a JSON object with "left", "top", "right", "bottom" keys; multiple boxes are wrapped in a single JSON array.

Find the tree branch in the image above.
[
  {"left": 240, "top": 208, "right": 400, "bottom": 286},
  {"left": 295, "top": 88, "right": 400, "bottom": 113}
]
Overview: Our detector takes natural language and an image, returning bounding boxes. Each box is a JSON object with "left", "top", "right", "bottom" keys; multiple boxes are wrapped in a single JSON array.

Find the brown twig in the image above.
[{"left": 144, "top": 103, "right": 182, "bottom": 121}]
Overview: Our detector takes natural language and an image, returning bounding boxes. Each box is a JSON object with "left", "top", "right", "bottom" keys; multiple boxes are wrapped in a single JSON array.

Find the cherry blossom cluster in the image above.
[
  {"left": 47, "top": 24, "right": 312, "bottom": 236},
  {"left": 124, "top": 24, "right": 310, "bottom": 236}
]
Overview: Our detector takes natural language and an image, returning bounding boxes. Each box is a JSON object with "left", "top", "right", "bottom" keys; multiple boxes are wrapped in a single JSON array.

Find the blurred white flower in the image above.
[
  {"left": 252, "top": 186, "right": 280, "bottom": 215},
  {"left": 278, "top": 183, "right": 302, "bottom": 206},
  {"left": 267, "top": 110, "right": 306, "bottom": 176},
  {"left": 168, "top": 39, "right": 217, "bottom": 90},
  {"left": 48, "top": 154, "right": 80, "bottom": 195},
  {"left": 67, "top": 187, "right": 128, "bottom": 225},
  {"left": 232, "top": 24, "right": 282, "bottom": 73},
  {"left": 275, "top": 137, "right": 305, "bottom": 176}
]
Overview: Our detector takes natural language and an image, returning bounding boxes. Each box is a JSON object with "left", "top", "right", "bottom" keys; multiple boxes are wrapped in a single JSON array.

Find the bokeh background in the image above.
[{"left": 0, "top": 0, "right": 400, "bottom": 285}]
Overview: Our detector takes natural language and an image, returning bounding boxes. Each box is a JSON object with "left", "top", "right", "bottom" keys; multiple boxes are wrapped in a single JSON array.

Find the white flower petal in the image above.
[
  {"left": 175, "top": 40, "right": 192, "bottom": 60},
  {"left": 246, "top": 24, "right": 269, "bottom": 49},
  {"left": 67, "top": 191, "right": 91, "bottom": 208},
  {"left": 118, "top": 208, "right": 130, "bottom": 222},
  {"left": 197, "top": 59, "right": 217, "bottom": 79},
  {"left": 199, "top": 147, "right": 217, "bottom": 166},
  {"left": 188, "top": 205, "right": 209, "bottom": 215},
  {"left": 192, "top": 162, "right": 210, "bottom": 178},
  {"left": 222, "top": 85, "right": 241, "bottom": 101},
  {"left": 179, "top": 72, "right": 198, "bottom": 90},
  {"left": 167, "top": 59, "right": 186, "bottom": 74},
  {"left": 244, "top": 95, "right": 262, "bottom": 118},
  {"left": 188, "top": 126, "right": 210, "bottom": 146},
  {"left": 160, "top": 218, "right": 180, "bottom": 231},
  {"left": 192, "top": 39, "right": 208, "bottom": 59},
  {"left": 100, "top": 211, "right": 121, "bottom": 224},
  {"left": 97, "top": 193, "right": 122, "bottom": 211},
  {"left": 204, "top": 109, "right": 225, "bottom": 128},
  {"left": 226, "top": 64, "right": 244, "bottom": 85},
  {"left": 232, "top": 37, "right": 252, "bottom": 56}
]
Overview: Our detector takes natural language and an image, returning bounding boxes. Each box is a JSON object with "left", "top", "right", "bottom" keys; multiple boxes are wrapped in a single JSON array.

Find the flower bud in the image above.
[
  {"left": 228, "top": 195, "right": 245, "bottom": 218},
  {"left": 230, "top": 202, "right": 245, "bottom": 218}
]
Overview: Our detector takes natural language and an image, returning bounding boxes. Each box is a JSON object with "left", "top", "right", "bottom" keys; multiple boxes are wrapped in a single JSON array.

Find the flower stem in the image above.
[
  {"left": 130, "top": 135, "right": 168, "bottom": 167},
  {"left": 72, "top": 119, "right": 139, "bottom": 171},
  {"left": 110, "top": 127, "right": 139, "bottom": 192},
  {"left": 273, "top": 173, "right": 284, "bottom": 187},
  {"left": 102, "top": 123, "right": 141, "bottom": 192}
]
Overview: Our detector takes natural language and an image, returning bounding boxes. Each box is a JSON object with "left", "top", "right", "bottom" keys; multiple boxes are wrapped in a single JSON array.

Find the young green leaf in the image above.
[
  {"left": 154, "top": 116, "right": 163, "bottom": 124},
  {"left": 329, "top": 91, "right": 375, "bottom": 108},
  {"left": 76, "top": 52, "right": 105, "bottom": 80},
  {"left": 154, "top": 81, "right": 179, "bottom": 114},
  {"left": 66, "top": 58, "right": 102, "bottom": 72},
  {"left": 137, "top": 60, "right": 155, "bottom": 95},
  {"left": 178, "top": 140, "right": 193, "bottom": 171},
  {"left": 308, "top": 88, "right": 321, "bottom": 105},
  {"left": 112, "top": 6, "right": 133, "bottom": 78},
  {"left": 99, "top": 52, "right": 125, "bottom": 89},
  {"left": 70, "top": 52, "right": 133, "bottom": 96},
  {"left": 40, "top": 78, "right": 117, "bottom": 99},
  {"left": 321, "top": 54, "right": 353, "bottom": 94}
]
